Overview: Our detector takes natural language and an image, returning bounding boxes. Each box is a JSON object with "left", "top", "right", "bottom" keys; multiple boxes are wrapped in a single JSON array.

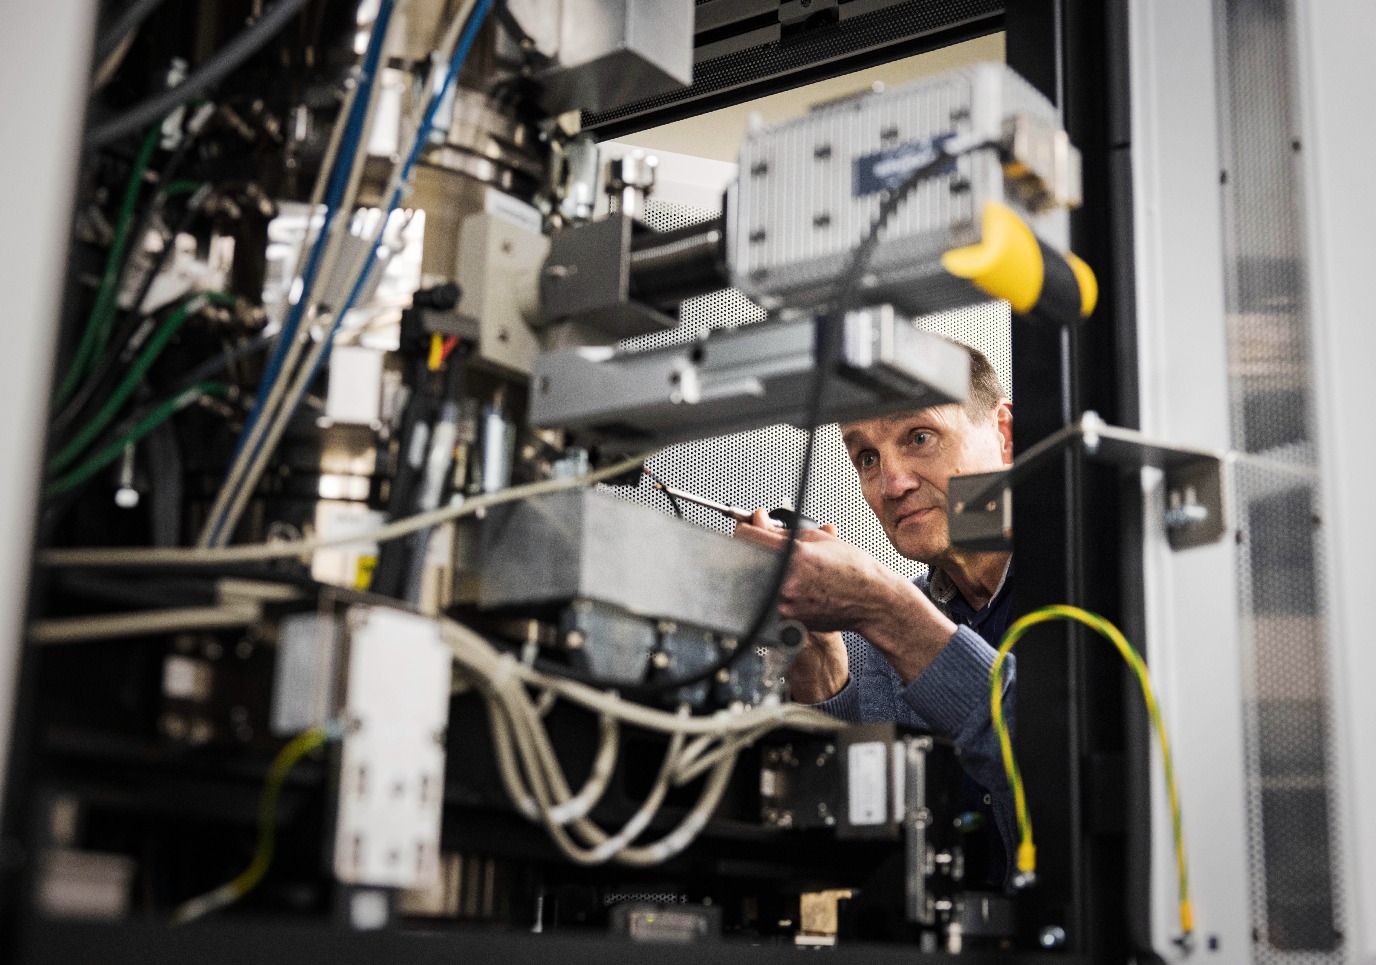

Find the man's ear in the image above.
[{"left": 996, "top": 401, "right": 1014, "bottom": 465}]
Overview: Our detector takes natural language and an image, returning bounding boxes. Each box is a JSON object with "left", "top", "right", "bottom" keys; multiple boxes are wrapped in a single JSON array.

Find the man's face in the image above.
[{"left": 840, "top": 402, "right": 1013, "bottom": 564}]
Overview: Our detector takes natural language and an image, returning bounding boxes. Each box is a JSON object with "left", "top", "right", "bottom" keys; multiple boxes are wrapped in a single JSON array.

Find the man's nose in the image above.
[{"left": 879, "top": 461, "right": 920, "bottom": 501}]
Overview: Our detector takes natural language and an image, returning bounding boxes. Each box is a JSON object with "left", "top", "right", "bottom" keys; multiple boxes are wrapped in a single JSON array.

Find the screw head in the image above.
[{"left": 1039, "top": 925, "right": 1066, "bottom": 949}]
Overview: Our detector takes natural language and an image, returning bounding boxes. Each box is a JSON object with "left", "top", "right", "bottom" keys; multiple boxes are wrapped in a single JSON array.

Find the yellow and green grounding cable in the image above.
[
  {"left": 989, "top": 604, "right": 1194, "bottom": 939},
  {"left": 171, "top": 723, "right": 338, "bottom": 925}
]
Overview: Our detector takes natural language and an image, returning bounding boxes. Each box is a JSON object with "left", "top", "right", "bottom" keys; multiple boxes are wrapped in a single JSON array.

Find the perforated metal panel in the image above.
[
  {"left": 610, "top": 197, "right": 1010, "bottom": 592},
  {"left": 583, "top": 0, "right": 1003, "bottom": 133},
  {"left": 1215, "top": 0, "right": 1345, "bottom": 958}
]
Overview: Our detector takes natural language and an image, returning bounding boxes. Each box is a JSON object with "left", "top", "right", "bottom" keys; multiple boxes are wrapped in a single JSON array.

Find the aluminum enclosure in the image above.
[
  {"left": 730, "top": 62, "right": 1070, "bottom": 314},
  {"left": 530, "top": 307, "right": 971, "bottom": 446},
  {"left": 468, "top": 487, "right": 785, "bottom": 644}
]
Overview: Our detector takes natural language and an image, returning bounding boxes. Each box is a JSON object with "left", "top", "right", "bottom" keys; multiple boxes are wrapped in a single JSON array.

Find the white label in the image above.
[
  {"left": 325, "top": 345, "right": 384, "bottom": 426},
  {"left": 892, "top": 741, "right": 907, "bottom": 823},
  {"left": 848, "top": 741, "right": 888, "bottom": 826},
  {"left": 162, "top": 656, "right": 211, "bottom": 701},
  {"left": 311, "top": 502, "right": 386, "bottom": 589}
]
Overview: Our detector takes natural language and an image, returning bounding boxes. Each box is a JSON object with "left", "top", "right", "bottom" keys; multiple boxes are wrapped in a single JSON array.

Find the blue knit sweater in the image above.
[{"left": 810, "top": 562, "right": 1016, "bottom": 882}]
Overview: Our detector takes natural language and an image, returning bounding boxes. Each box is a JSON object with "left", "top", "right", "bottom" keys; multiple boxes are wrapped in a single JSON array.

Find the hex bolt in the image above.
[
  {"left": 1039, "top": 926, "right": 1067, "bottom": 949},
  {"left": 1165, "top": 486, "right": 1209, "bottom": 529}
]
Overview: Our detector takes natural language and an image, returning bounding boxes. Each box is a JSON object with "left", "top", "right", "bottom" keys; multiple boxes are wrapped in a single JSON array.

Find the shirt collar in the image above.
[{"left": 928, "top": 557, "right": 1013, "bottom": 614}]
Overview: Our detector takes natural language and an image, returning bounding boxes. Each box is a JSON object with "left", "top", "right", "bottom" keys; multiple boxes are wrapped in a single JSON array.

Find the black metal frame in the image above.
[
  {"left": 1005, "top": 0, "right": 1148, "bottom": 960},
  {"left": 16, "top": 920, "right": 1084, "bottom": 965},
  {"left": 2, "top": 2, "right": 1154, "bottom": 962},
  {"left": 586, "top": 0, "right": 1003, "bottom": 139}
]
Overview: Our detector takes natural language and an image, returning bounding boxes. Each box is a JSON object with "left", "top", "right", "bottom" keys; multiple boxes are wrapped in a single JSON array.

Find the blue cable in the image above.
[
  {"left": 234, "top": 0, "right": 395, "bottom": 460},
  {"left": 299, "top": 0, "right": 498, "bottom": 380},
  {"left": 206, "top": 0, "right": 494, "bottom": 546}
]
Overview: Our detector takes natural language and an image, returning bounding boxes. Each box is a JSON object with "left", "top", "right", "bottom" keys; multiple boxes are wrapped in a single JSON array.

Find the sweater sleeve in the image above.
[
  {"left": 900, "top": 626, "right": 1017, "bottom": 881},
  {"left": 808, "top": 675, "right": 863, "bottom": 723}
]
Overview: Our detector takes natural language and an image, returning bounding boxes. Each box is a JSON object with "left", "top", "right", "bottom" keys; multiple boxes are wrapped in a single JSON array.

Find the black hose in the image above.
[
  {"left": 87, "top": 0, "right": 311, "bottom": 148},
  {"left": 94, "top": 0, "right": 171, "bottom": 65},
  {"left": 643, "top": 145, "right": 978, "bottom": 696},
  {"left": 641, "top": 467, "right": 684, "bottom": 519},
  {"left": 141, "top": 418, "right": 183, "bottom": 547},
  {"left": 52, "top": 189, "right": 211, "bottom": 436},
  {"left": 165, "top": 334, "right": 271, "bottom": 397}
]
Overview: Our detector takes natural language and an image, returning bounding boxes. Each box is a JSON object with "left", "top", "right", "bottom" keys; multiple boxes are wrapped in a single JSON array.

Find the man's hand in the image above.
[
  {"left": 785, "top": 630, "right": 849, "bottom": 704},
  {"left": 734, "top": 509, "right": 958, "bottom": 685}
]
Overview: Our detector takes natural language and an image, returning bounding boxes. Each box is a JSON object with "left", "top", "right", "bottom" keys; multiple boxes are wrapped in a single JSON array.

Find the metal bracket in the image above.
[
  {"left": 529, "top": 307, "right": 971, "bottom": 446},
  {"left": 948, "top": 412, "right": 1227, "bottom": 553}
]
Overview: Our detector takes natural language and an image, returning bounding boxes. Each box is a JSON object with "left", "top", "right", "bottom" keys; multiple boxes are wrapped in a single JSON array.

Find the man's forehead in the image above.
[{"left": 840, "top": 404, "right": 958, "bottom": 445}]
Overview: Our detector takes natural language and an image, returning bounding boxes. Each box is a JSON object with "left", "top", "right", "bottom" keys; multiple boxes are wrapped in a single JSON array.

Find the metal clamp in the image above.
[{"left": 948, "top": 411, "right": 1227, "bottom": 552}]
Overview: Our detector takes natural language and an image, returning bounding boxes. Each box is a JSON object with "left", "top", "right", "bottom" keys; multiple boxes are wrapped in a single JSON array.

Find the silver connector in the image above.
[
  {"left": 605, "top": 151, "right": 658, "bottom": 220},
  {"left": 1003, "top": 113, "right": 1083, "bottom": 212}
]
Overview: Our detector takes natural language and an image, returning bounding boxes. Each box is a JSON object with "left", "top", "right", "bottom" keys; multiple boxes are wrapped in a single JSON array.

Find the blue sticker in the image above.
[{"left": 852, "top": 133, "right": 956, "bottom": 197}]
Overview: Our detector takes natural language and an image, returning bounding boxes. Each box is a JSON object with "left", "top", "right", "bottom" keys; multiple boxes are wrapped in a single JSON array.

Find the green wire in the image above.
[
  {"left": 170, "top": 725, "right": 337, "bottom": 925},
  {"left": 45, "top": 381, "right": 229, "bottom": 499},
  {"left": 989, "top": 604, "right": 1194, "bottom": 937},
  {"left": 48, "top": 291, "right": 234, "bottom": 473},
  {"left": 159, "top": 179, "right": 203, "bottom": 198},
  {"left": 54, "top": 124, "right": 162, "bottom": 408}
]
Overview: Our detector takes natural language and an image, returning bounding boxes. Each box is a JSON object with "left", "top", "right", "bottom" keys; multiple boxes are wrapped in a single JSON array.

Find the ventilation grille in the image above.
[
  {"left": 1216, "top": 0, "right": 1344, "bottom": 958},
  {"left": 583, "top": 0, "right": 1003, "bottom": 132}
]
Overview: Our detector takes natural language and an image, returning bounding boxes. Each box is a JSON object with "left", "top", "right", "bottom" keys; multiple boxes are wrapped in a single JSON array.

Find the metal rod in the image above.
[{"left": 642, "top": 470, "right": 750, "bottom": 523}]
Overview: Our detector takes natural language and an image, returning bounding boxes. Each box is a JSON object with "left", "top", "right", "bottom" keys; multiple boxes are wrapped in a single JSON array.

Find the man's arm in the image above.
[
  {"left": 733, "top": 511, "right": 1016, "bottom": 875},
  {"left": 901, "top": 625, "right": 1017, "bottom": 879},
  {"left": 786, "top": 630, "right": 850, "bottom": 704},
  {"left": 732, "top": 509, "right": 957, "bottom": 680}
]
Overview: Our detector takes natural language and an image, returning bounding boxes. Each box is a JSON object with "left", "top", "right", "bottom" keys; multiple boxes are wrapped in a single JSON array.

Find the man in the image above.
[{"left": 734, "top": 342, "right": 1016, "bottom": 877}]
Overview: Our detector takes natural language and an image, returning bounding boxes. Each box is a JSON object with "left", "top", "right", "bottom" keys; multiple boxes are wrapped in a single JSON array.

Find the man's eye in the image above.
[
  {"left": 910, "top": 430, "right": 932, "bottom": 447},
  {"left": 857, "top": 452, "right": 878, "bottom": 470}
]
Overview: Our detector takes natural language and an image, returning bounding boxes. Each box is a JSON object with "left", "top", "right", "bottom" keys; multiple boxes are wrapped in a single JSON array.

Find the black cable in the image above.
[
  {"left": 164, "top": 333, "right": 271, "bottom": 396},
  {"left": 94, "top": 0, "right": 171, "bottom": 65},
  {"left": 642, "top": 143, "right": 983, "bottom": 696},
  {"left": 370, "top": 361, "right": 441, "bottom": 599},
  {"left": 142, "top": 417, "right": 183, "bottom": 547},
  {"left": 87, "top": 0, "right": 311, "bottom": 148},
  {"left": 52, "top": 296, "right": 181, "bottom": 438},
  {"left": 53, "top": 188, "right": 211, "bottom": 436},
  {"left": 642, "top": 467, "right": 684, "bottom": 519},
  {"left": 401, "top": 345, "right": 469, "bottom": 605}
]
